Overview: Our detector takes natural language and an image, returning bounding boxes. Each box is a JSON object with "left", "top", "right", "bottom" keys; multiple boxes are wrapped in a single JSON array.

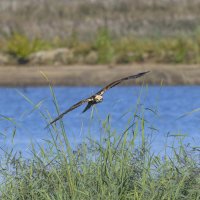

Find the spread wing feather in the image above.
[
  {"left": 96, "top": 71, "right": 150, "bottom": 96},
  {"left": 47, "top": 71, "right": 150, "bottom": 127},
  {"left": 47, "top": 98, "right": 91, "bottom": 127}
]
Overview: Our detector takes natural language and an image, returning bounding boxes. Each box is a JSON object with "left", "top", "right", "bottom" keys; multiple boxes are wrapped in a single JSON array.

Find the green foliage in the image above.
[
  {"left": 94, "top": 28, "right": 114, "bottom": 64},
  {"left": 6, "top": 33, "right": 51, "bottom": 63},
  {"left": 2, "top": 31, "right": 200, "bottom": 65},
  {"left": 114, "top": 37, "right": 156, "bottom": 63},
  {"left": 156, "top": 36, "right": 198, "bottom": 63},
  {"left": 0, "top": 87, "right": 199, "bottom": 199}
]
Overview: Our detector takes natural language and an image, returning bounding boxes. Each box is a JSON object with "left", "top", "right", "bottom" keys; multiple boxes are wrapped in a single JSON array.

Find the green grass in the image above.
[
  {"left": 0, "top": 87, "right": 199, "bottom": 199},
  {"left": 94, "top": 28, "right": 114, "bottom": 64},
  {"left": 4, "top": 33, "right": 52, "bottom": 63},
  {"left": 2, "top": 30, "right": 200, "bottom": 65}
]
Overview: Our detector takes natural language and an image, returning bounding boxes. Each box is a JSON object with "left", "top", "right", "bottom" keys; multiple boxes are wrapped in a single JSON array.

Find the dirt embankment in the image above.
[{"left": 0, "top": 64, "right": 200, "bottom": 86}]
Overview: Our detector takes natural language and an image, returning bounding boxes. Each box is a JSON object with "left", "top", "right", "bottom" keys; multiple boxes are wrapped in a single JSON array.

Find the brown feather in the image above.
[
  {"left": 82, "top": 102, "right": 94, "bottom": 113},
  {"left": 96, "top": 71, "right": 150, "bottom": 96},
  {"left": 47, "top": 98, "right": 90, "bottom": 127},
  {"left": 47, "top": 71, "right": 150, "bottom": 127}
]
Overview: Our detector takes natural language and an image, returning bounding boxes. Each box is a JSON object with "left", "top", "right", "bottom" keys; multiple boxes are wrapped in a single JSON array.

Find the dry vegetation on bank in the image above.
[
  {"left": 1, "top": 0, "right": 200, "bottom": 39},
  {"left": 1, "top": 0, "right": 200, "bottom": 65}
]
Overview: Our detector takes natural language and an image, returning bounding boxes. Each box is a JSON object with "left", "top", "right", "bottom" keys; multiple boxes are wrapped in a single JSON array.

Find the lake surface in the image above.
[{"left": 0, "top": 86, "right": 200, "bottom": 155}]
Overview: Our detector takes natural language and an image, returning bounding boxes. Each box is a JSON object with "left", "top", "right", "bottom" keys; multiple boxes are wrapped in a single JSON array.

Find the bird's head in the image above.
[{"left": 94, "top": 95, "right": 103, "bottom": 103}]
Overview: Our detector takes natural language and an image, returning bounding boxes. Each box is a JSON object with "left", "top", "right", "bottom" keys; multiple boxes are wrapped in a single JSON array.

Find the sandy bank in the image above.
[{"left": 0, "top": 64, "right": 200, "bottom": 86}]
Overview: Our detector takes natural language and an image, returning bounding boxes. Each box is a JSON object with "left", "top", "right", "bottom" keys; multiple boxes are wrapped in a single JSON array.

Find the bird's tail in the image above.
[{"left": 82, "top": 102, "right": 93, "bottom": 113}]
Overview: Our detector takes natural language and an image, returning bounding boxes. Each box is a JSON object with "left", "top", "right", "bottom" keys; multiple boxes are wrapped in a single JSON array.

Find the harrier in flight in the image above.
[{"left": 48, "top": 71, "right": 149, "bottom": 126}]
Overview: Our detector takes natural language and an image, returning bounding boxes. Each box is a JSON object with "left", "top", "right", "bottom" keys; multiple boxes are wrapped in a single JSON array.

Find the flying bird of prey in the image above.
[{"left": 48, "top": 71, "right": 150, "bottom": 126}]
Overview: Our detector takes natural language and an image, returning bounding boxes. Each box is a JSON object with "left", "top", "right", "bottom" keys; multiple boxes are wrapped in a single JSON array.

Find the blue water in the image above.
[{"left": 0, "top": 86, "right": 200, "bottom": 155}]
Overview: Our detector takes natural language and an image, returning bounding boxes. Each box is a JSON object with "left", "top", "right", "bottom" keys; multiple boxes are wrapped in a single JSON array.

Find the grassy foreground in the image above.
[{"left": 0, "top": 89, "right": 199, "bottom": 199}]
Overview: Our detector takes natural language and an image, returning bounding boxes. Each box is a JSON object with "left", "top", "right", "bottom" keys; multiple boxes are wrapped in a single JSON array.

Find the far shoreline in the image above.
[{"left": 0, "top": 64, "right": 200, "bottom": 86}]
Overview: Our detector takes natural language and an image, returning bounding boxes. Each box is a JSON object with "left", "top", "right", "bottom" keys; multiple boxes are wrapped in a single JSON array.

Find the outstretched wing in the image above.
[
  {"left": 46, "top": 71, "right": 149, "bottom": 128},
  {"left": 47, "top": 98, "right": 91, "bottom": 127},
  {"left": 96, "top": 71, "right": 150, "bottom": 96}
]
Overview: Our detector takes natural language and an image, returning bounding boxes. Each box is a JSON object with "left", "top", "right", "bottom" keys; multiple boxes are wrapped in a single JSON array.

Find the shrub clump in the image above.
[{"left": 1, "top": 31, "right": 200, "bottom": 65}]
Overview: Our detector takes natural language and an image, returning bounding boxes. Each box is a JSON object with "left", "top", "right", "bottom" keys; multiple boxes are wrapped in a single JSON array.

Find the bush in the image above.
[
  {"left": 94, "top": 28, "right": 114, "bottom": 64},
  {"left": 6, "top": 33, "right": 51, "bottom": 63}
]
